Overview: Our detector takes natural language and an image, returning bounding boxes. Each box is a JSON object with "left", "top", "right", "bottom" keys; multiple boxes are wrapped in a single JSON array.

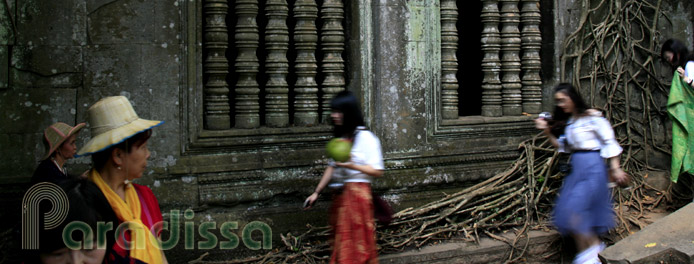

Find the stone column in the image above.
[
  {"left": 293, "top": 0, "right": 319, "bottom": 126},
  {"left": 265, "top": 0, "right": 290, "bottom": 127},
  {"left": 520, "top": 0, "right": 542, "bottom": 114},
  {"left": 203, "top": 0, "right": 231, "bottom": 129},
  {"left": 481, "top": 0, "right": 502, "bottom": 117},
  {"left": 320, "top": 0, "right": 345, "bottom": 124},
  {"left": 234, "top": 0, "right": 260, "bottom": 128},
  {"left": 500, "top": 0, "right": 522, "bottom": 116},
  {"left": 441, "top": 0, "right": 459, "bottom": 119}
]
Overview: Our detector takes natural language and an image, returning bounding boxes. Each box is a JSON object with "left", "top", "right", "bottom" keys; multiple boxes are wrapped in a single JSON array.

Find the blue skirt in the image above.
[{"left": 552, "top": 151, "right": 615, "bottom": 236}]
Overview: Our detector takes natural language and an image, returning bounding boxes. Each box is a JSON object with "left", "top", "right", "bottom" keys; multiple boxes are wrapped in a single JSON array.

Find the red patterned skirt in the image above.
[{"left": 329, "top": 182, "right": 379, "bottom": 264}]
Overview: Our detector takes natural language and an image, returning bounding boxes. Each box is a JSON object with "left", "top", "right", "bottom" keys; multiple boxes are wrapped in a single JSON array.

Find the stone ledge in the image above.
[
  {"left": 601, "top": 202, "right": 694, "bottom": 263},
  {"left": 380, "top": 230, "right": 561, "bottom": 263}
]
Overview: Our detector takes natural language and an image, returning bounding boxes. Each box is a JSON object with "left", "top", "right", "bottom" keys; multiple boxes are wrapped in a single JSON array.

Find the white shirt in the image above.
[
  {"left": 329, "top": 127, "right": 384, "bottom": 185},
  {"left": 557, "top": 115, "right": 623, "bottom": 159},
  {"left": 685, "top": 61, "right": 694, "bottom": 78}
]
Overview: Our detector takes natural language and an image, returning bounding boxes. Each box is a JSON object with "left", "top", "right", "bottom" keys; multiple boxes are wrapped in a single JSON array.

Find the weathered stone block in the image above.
[
  {"left": 141, "top": 44, "right": 181, "bottom": 87},
  {"left": 383, "top": 116, "right": 427, "bottom": 152},
  {"left": 376, "top": 4, "right": 407, "bottom": 46},
  {"left": 0, "top": 132, "right": 43, "bottom": 181},
  {"left": 86, "top": 0, "right": 116, "bottom": 13},
  {"left": 87, "top": 0, "right": 155, "bottom": 44},
  {"left": 154, "top": 0, "right": 182, "bottom": 44},
  {"left": 0, "top": 45, "right": 8, "bottom": 89},
  {"left": 148, "top": 176, "right": 199, "bottom": 208},
  {"left": 10, "top": 45, "right": 83, "bottom": 88},
  {"left": 405, "top": 6, "right": 429, "bottom": 42},
  {"left": 0, "top": 88, "right": 78, "bottom": 134},
  {"left": 405, "top": 40, "right": 431, "bottom": 84},
  {"left": 16, "top": 0, "right": 86, "bottom": 45},
  {"left": 84, "top": 44, "right": 142, "bottom": 88},
  {"left": 0, "top": 0, "right": 15, "bottom": 45},
  {"left": 374, "top": 0, "right": 407, "bottom": 7},
  {"left": 130, "top": 86, "right": 180, "bottom": 167}
]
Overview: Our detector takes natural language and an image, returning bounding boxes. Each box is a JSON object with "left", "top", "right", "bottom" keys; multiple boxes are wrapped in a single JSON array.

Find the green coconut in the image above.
[{"left": 326, "top": 138, "right": 352, "bottom": 162}]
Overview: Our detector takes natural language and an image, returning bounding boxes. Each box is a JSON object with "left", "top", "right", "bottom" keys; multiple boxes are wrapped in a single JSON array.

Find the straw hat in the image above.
[
  {"left": 42, "top": 122, "right": 86, "bottom": 160},
  {"left": 77, "top": 96, "right": 163, "bottom": 156}
]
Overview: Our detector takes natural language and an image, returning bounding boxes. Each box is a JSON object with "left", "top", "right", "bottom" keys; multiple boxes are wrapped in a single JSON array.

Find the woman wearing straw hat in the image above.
[
  {"left": 31, "top": 122, "right": 86, "bottom": 184},
  {"left": 77, "top": 96, "right": 167, "bottom": 264}
]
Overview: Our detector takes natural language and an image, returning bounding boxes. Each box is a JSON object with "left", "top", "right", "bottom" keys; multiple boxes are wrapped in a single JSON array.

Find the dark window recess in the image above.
[{"left": 456, "top": 0, "right": 483, "bottom": 116}]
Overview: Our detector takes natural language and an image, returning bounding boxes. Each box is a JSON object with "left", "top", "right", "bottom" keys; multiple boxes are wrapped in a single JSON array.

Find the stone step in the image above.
[{"left": 601, "top": 203, "right": 694, "bottom": 263}]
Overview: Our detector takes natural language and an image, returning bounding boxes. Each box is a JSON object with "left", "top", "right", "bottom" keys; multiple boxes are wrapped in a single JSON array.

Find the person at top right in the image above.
[{"left": 662, "top": 38, "right": 694, "bottom": 88}]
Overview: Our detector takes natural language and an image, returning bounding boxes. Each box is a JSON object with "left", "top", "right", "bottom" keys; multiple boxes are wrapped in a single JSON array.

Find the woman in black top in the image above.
[{"left": 30, "top": 122, "right": 85, "bottom": 184}]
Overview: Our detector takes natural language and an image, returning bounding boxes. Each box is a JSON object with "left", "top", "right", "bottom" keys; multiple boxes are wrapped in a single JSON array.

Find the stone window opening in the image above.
[
  {"left": 203, "top": 0, "right": 347, "bottom": 130},
  {"left": 441, "top": 0, "right": 542, "bottom": 121}
]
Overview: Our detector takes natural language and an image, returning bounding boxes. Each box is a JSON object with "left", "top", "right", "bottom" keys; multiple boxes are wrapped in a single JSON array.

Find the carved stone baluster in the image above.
[
  {"left": 441, "top": 0, "right": 459, "bottom": 119},
  {"left": 203, "top": 0, "right": 231, "bottom": 129},
  {"left": 500, "top": 0, "right": 522, "bottom": 116},
  {"left": 320, "top": 0, "right": 345, "bottom": 123},
  {"left": 293, "top": 0, "right": 319, "bottom": 126},
  {"left": 234, "top": 0, "right": 260, "bottom": 128},
  {"left": 265, "top": 0, "right": 290, "bottom": 127},
  {"left": 481, "top": 0, "right": 502, "bottom": 117},
  {"left": 521, "top": 0, "right": 542, "bottom": 114}
]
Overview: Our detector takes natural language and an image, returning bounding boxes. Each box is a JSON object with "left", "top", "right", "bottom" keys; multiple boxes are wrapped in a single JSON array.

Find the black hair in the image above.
[
  {"left": 661, "top": 38, "right": 694, "bottom": 69},
  {"left": 92, "top": 129, "right": 152, "bottom": 172},
  {"left": 330, "top": 91, "right": 366, "bottom": 138},
  {"left": 549, "top": 83, "right": 589, "bottom": 137},
  {"left": 26, "top": 179, "right": 119, "bottom": 262}
]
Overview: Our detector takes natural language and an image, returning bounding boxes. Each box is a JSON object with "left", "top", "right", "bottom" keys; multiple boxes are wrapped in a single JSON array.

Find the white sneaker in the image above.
[{"left": 573, "top": 244, "right": 602, "bottom": 264}]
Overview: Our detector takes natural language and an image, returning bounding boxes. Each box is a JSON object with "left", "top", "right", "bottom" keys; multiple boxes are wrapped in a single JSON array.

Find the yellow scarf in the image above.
[{"left": 90, "top": 170, "right": 163, "bottom": 264}]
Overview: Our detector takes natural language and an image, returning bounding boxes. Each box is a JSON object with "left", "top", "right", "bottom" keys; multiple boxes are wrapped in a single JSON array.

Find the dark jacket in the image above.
[{"left": 30, "top": 159, "right": 68, "bottom": 184}]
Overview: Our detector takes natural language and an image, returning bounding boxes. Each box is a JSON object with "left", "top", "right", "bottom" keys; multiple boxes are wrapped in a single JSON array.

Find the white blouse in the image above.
[
  {"left": 685, "top": 61, "right": 694, "bottom": 78},
  {"left": 557, "top": 115, "right": 623, "bottom": 159},
  {"left": 329, "top": 127, "right": 384, "bottom": 186}
]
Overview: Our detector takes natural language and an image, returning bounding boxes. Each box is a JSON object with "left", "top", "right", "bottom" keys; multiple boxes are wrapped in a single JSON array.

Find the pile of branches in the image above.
[{"left": 191, "top": 0, "right": 681, "bottom": 263}]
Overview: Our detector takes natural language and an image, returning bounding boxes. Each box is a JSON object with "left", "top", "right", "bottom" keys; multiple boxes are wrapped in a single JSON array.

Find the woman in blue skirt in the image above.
[{"left": 535, "top": 83, "right": 629, "bottom": 264}]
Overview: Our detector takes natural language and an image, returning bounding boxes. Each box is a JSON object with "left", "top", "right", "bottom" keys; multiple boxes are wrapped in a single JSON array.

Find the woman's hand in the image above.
[
  {"left": 304, "top": 192, "right": 319, "bottom": 209},
  {"left": 534, "top": 117, "right": 560, "bottom": 148},
  {"left": 334, "top": 161, "right": 355, "bottom": 169},
  {"left": 534, "top": 118, "right": 550, "bottom": 135},
  {"left": 609, "top": 168, "right": 629, "bottom": 187},
  {"left": 677, "top": 67, "right": 692, "bottom": 85}
]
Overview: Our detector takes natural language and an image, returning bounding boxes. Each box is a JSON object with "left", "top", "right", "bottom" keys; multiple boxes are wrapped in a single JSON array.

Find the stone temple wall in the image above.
[{"left": 0, "top": 0, "right": 691, "bottom": 261}]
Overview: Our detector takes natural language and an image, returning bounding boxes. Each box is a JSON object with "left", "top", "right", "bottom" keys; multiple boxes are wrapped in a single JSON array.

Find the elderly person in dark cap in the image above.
[{"left": 31, "top": 122, "right": 86, "bottom": 184}]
